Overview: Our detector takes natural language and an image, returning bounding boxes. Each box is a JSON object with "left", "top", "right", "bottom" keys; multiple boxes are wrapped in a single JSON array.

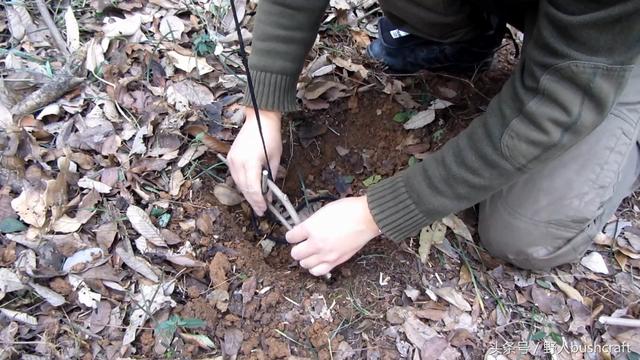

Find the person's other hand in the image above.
[
  {"left": 286, "top": 196, "right": 381, "bottom": 276},
  {"left": 227, "top": 107, "right": 282, "bottom": 216}
]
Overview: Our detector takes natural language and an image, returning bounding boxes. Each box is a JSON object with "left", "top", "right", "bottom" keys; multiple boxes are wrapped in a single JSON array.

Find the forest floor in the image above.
[{"left": 1, "top": 1, "right": 639, "bottom": 359}]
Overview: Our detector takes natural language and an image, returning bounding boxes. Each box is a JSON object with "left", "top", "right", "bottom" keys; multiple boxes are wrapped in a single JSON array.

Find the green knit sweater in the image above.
[{"left": 244, "top": 0, "right": 640, "bottom": 241}]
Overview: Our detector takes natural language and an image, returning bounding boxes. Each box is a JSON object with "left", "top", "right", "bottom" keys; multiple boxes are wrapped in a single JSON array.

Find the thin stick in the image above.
[
  {"left": 34, "top": 0, "right": 70, "bottom": 56},
  {"left": 599, "top": 316, "right": 640, "bottom": 327}
]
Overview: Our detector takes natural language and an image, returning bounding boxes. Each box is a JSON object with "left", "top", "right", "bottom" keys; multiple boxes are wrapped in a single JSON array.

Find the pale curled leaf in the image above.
[
  {"left": 11, "top": 187, "right": 47, "bottom": 228},
  {"left": 214, "top": 184, "right": 243, "bottom": 206},
  {"left": 430, "top": 99, "right": 454, "bottom": 110},
  {"left": 0, "top": 308, "right": 37, "bottom": 326},
  {"left": 126, "top": 205, "right": 168, "bottom": 247},
  {"left": 580, "top": 252, "right": 609, "bottom": 274},
  {"left": 180, "top": 333, "right": 216, "bottom": 349},
  {"left": 0, "top": 268, "right": 26, "bottom": 299},
  {"left": 103, "top": 14, "right": 142, "bottom": 38},
  {"left": 62, "top": 248, "right": 104, "bottom": 273},
  {"left": 78, "top": 177, "right": 112, "bottom": 194},
  {"left": 552, "top": 276, "right": 584, "bottom": 304},
  {"left": 115, "top": 246, "right": 160, "bottom": 282},
  {"left": 51, "top": 215, "right": 83, "bottom": 233},
  {"left": 403, "top": 109, "right": 435, "bottom": 130},
  {"left": 164, "top": 254, "right": 205, "bottom": 268},
  {"left": 167, "top": 51, "right": 214, "bottom": 75},
  {"left": 434, "top": 287, "right": 472, "bottom": 312},
  {"left": 64, "top": 7, "right": 80, "bottom": 51},
  {"left": 159, "top": 15, "right": 185, "bottom": 40},
  {"left": 28, "top": 282, "right": 65, "bottom": 307},
  {"left": 442, "top": 214, "right": 473, "bottom": 241}
]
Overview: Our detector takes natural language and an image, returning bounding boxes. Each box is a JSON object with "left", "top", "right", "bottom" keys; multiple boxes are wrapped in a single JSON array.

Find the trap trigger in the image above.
[{"left": 260, "top": 169, "right": 269, "bottom": 195}]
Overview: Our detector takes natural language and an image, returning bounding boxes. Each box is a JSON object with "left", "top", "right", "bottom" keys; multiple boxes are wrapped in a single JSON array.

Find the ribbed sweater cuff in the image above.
[
  {"left": 241, "top": 70, "right": 299, "bottom": 113},
  {"left": 367, "top": 175, "right": 428, "bottom": 242}
]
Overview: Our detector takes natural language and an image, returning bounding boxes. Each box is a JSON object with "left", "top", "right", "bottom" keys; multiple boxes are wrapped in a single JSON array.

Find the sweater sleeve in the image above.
[
  {"left": 368, "top": 0, "right": 640, "bottom": 241},
  {"left": 242, "top": 0, "right": 330, "bottom": 112}
]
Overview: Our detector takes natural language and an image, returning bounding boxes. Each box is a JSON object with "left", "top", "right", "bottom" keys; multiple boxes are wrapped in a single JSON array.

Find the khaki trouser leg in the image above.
[{"left": 478, "top": 66, "right": 640, "bottom": 271}]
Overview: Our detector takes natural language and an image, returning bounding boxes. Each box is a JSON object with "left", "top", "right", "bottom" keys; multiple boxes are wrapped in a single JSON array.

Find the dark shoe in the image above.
[{"left": 367, "top": 16, "right": 506, "bottom": 74}]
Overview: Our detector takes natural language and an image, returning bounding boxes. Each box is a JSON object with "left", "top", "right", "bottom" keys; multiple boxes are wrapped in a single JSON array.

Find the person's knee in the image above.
[{"left": 478, "top": 202, "right": 588, "bottom": 271}]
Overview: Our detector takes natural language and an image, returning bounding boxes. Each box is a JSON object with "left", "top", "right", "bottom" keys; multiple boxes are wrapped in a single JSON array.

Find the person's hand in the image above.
[
  {"left": 227, "top": 107, "right": 282, "bottom": 216},
  {"left": 286, "top": 196, "right": 381, "bottom": 276}
]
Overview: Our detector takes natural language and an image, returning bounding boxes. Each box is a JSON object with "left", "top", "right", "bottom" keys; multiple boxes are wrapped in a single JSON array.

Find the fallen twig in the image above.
[
  {"left": 34, "top": 0, "right": 70, "bottom": 56},
  {"left": 10, "top": 49, "right": 86, "bottom": 117},
  {"left": 599, "top": 316, "right": 640, "bottom": 328}
]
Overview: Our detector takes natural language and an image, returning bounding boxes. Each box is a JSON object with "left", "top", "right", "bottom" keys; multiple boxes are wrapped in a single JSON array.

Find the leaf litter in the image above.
[{"left": 0, "top": 0, "right": 637, "bottom": 359}]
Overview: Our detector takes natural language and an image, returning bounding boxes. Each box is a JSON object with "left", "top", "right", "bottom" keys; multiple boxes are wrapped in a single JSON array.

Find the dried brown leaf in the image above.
[
  {"left": 214, "top": 184, "right": 243, "bottom": 206},
  {"left": 90, "top": 301, "right": 112, "bottom": 334},
  {"left": 95, "top": 222, "right": 118, "bottom": 249},
  {"left": 126, "top": 205, "right": 167, "bottom": 247},
  {"left": 434, "top": 287, "right": 471, "bottom": 312},
  {"left": 442, "top": 214, "right": 473, "bottom": 241},
  {"left": 241, "top": 276, "right": 257, "bottom": 304},
  {"left": 115, "top": 246, "right": 159, "bottom": 283},
  {"left": 222, "top": 328, "right": 243, "bottom": 357}
]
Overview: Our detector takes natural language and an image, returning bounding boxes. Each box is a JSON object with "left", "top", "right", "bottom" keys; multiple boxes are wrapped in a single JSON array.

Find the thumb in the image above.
[{"left": 286, "top": 223, "right": 309, "bottom": 244}]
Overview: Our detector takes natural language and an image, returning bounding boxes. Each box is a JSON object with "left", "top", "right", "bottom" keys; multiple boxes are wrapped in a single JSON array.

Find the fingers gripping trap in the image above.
[{"left": 217, "top": 155, "right": 332, "bottom": 280}]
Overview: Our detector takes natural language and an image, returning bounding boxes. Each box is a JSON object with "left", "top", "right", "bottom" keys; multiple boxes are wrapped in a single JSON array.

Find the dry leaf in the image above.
[
  {"left": 241, "top": 276, "right": 257, "bottom": 304},
  {"left": 159, "top": 15, "right": 185, "bottom": 40},
  {"left": 123, "top": 282, "right": 176, "bottom": 346},
  {"left": 209, "top": 288, "right": 230, "bottom": 312},
  {"left": 166, "top": 51, "right": 214, "bottom": 75},
  {"left": 103, "top": 14, "right": 142, "bottom": 38},
  {"left": 126, "top": 205, "right": 168, "bottom": 247},
  {"left": 6, "top": 6, "right": 27, "bottom": 41},
  {"left": 403, "top": 109, "right": 435, "bottom": 130},
  {"left": 0, "top": 308, "right": 37, "bottom": 326},
  {"left": 331, "top": 57, "right": 368, "bottom": 78},
  {"left": 169, "top": 170, "right": 184, "bottom": 197},
  {"left": 0, "top": 268, "right": 26, "bottom": 300},
  {"left": 303, "top": 80, "right": 348, "bottom": 100},
  {"left": 52, "top": 215, "right": 83, "bottom": 233},
  {"left": 418, "top": 221, "right": 446, "bottom": 263},
  {"left": 181, "top": 333, "right": 216, "bottom": 349},
  {"left": 115, "top": 246, "right": 159, "bottom": 282},
  {"left": 64, "top": 7, "right": 80, "bottom": 51},
  {"left": 62, "top": 248, "right": 104, "bottom": 273},
  {"left": 11, "top": 186, "right": 47, "bottom": 228},
  {"left": 222, "top": 328, "right": 243, "bottom": 357},
  {"left": 86, "top": 38, "right": 105, "bottom": 72},
  {"left": 28, "top": 282, "right": 65, "bottom": 307},
  {"left": 95, "top": 222, "right": 118, "bottom": 249},
  {"left": 214, "top": 184, "right": 243, "bottom": 206},
  {"left": 553, "top": 275, "right": 584, "bottom": 304},
  {"left": 171, "top": 80, "right": 214, "bottom": 107},
  {"left": 90, "top": 301, "right": 112, "bottom": 334},
  {"left": 78, "top": 177, "right": 112, "bottom": 194},
  {"left": 434, "top": 287, "right": 471, "bottom": 312},
  {"left": 164, "top": 254, "right": 205, "bottom": 267},
  {"left": 430, "top": 99, "right": 454, "bottom": 110},
  {"left": 442, "top": 214, "right": 473, "bottom": 241},
  {"left": 580, "top": 252, "right": 609, "bottom": 274}
]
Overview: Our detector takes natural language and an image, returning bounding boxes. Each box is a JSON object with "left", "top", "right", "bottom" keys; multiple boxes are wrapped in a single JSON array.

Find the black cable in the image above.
[{"left": 229, "top": 0, "right": 274, "bottom": 181}]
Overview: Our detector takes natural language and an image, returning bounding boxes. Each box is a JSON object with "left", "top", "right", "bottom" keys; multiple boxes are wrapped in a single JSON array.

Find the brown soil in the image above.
[{"left": 160, "top": 48, "right": 517, "bottom": 359}]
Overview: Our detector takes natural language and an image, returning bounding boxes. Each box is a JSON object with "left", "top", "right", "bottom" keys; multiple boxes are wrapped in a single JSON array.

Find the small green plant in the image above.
[
  {"left": 432, "top": 128, "right": 446, "bottom": 142},
  {"left": 193, "top": 33, "right": 217, "bottom": 56},
  {"left": 363, "top": 174, "right": 382, "bottom": 187},
  {"left": 393, "top": 111, "right": 414, "bottom": 124},
  {"left": 154, "top": 315, "right": 206, "bottom": 348}
]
